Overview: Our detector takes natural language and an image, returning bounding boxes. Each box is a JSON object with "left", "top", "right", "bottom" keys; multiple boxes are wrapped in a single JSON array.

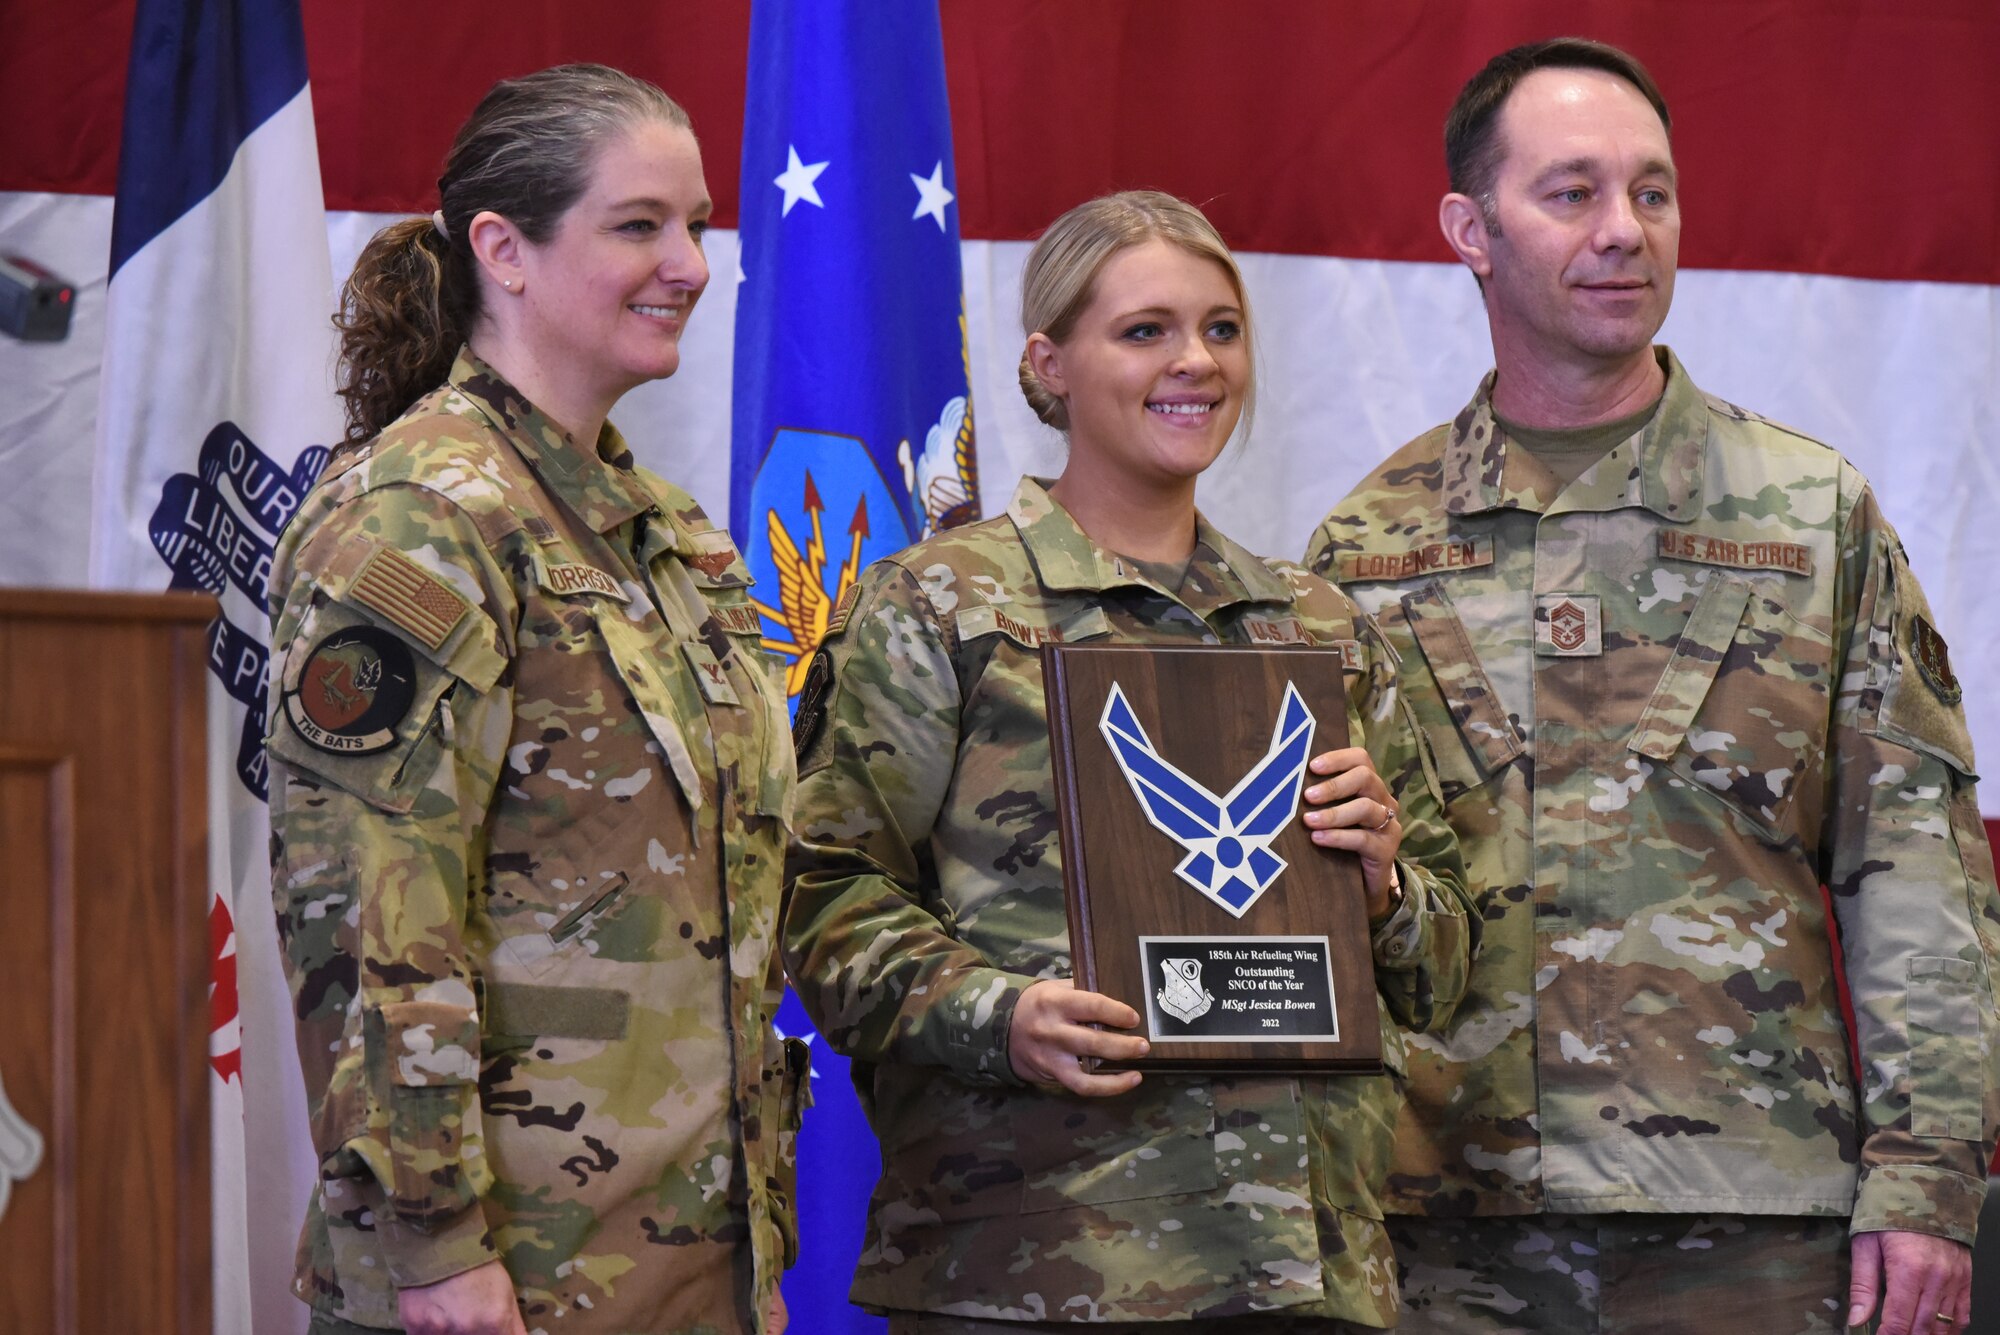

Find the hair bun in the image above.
[{"left": 1017, "top": 350, "right": 1068, "bottom": 430}]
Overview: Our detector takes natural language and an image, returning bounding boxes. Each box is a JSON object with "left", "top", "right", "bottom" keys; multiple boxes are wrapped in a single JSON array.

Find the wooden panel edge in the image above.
[
  {"left": 171, "top": 623, "right": 214, "bottom": 1334},
  {"left": 0, "top": 588, "right": 219, "bottom": 625}
]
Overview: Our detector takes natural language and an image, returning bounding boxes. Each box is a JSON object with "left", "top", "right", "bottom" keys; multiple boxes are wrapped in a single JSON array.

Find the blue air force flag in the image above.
[
  {"left": 730, "top": 0, "right": 979, "bottom": 707},
  {"left": 730, "top": 5, "right": 973, "bottom": 1329},
  {"left": 92, "top": 0, "right": 340, "bottom": 1328}
]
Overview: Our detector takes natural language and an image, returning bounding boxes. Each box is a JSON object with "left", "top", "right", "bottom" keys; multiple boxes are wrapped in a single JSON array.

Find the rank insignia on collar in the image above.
[
  {"left": 1099, "top": 680, "right": 1316, "bottom": 918},
  {"left": 284, "top": 625, "right": 419, "bottom": 755}
]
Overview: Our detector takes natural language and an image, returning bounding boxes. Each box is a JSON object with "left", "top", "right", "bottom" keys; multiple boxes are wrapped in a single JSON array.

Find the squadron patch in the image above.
[
  {"left": 284, "top": 625, "right": 419, "bottom": 755},
  {"left": 1910, "top": 614, "right": 1962, "bottom": 704},
  {"left": 792, "top": 647, "right": 835, "bottom": 760}
]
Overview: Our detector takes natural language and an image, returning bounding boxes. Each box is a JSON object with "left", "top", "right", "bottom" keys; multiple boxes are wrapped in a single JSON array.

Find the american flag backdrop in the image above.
[{"left": 1, "top": 3, "right": 1995, "bottom": 1330}]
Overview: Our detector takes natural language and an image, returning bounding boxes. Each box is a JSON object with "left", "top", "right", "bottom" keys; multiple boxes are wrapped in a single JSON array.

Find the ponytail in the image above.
[
  {"left": 333, "top": 217, "right": 465, "bottom": 445},
  {"left": 330, "top": 64, "right": 691, "bottom": 448}
]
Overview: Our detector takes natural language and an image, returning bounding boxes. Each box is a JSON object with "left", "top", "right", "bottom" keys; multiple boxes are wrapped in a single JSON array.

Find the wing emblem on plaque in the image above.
[
  {"left": 0, "top": 1065, "right": 45, "bottom": 1227},
  {"left": 1156, "top": 957, "right": 1215, "bottom": 1023},
  {"left": 1099, "top": 679, "right": 1317, "bottom": 918}
]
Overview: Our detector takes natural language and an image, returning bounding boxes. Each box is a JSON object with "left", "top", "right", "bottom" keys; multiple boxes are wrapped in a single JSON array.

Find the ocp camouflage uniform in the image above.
[
  {"left": 784, "top": 477, "right": 1479, "bottom": 1326},
  {"left": 266, "top": 351, "right": 803, "bottom": 1334},
  {"left": 1305, "top": 350, "right": 2000, "bottom": 1314}
]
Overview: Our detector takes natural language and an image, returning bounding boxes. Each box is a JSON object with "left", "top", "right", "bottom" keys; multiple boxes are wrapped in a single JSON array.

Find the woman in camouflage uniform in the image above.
[
  {"left": 784, "top": 192, "right": 1479, "bottom": 1332},
  {"left": 265, "top": 66, "right": 799, "bottom": 1335}
]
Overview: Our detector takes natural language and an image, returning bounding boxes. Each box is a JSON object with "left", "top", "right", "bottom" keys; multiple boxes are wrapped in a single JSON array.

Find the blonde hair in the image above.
[{"left": 1016, "top": 190, "right": 1255, "bottom": 434}]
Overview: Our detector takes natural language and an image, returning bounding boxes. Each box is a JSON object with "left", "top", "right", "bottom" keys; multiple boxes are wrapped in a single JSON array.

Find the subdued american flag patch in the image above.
[{"left": 351, "top": 546, "right": 468, "bottom": 652}]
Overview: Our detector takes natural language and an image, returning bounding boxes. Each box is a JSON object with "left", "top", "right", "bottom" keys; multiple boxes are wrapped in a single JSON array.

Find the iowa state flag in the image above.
[{"left": 93, "top": 0, "right": 340, "bottom": 1328}]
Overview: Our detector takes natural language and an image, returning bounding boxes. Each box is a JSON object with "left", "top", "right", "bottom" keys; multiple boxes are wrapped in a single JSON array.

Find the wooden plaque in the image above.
[{"left": 1045, "top": 644, "right": 1383, "bottom": 1073}]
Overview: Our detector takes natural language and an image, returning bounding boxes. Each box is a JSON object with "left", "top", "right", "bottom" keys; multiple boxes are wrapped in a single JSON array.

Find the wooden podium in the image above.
[{"left": 0, "top": 589, "right": 214, "bottom": 1334}]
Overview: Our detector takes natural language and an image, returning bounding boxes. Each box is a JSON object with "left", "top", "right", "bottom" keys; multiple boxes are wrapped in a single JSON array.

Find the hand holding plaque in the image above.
[{"left": 1044, "top": 644, "right": 1384, "bottom": 1073}]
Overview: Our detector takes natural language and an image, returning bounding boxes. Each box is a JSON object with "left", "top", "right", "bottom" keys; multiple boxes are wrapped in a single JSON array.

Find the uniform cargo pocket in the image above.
[
  {"left": 1907, "top": 955, "right": 1987, "bottom": 1140},
  {"left": 1399, "top": 580, "right": 1522, "bottom": 802},
  {"left": 1017, "top": 1081, "right": 1218, "bottom": 1213},
  {"left": 1628, "top": 574, "right": 1832, "bottom": 831},
  {"left": 378, "top": 998, "right": 484, "bottom": 1225}
]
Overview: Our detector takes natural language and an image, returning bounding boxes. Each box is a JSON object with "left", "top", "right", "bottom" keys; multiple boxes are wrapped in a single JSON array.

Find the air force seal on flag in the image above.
[{"left": 1099, "top": 680, "right": 1316, "bottom": 918}]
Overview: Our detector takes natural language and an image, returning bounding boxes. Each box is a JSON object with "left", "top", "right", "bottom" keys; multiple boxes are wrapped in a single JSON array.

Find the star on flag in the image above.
[
  {"left": 910, "top": 160, "right": 954, "bottom": 230},
  {"left": 774, "top": 144, "right": 829, "bottom": 216}
]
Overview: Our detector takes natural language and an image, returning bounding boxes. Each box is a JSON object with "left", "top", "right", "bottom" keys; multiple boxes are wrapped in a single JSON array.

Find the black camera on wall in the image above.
[{"left": 1, "top": 255, "right": 76, "bottom": 342}]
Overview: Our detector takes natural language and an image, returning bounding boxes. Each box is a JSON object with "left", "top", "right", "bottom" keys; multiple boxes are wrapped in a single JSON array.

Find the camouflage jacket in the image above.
[
  {"left": 265, "top": 351, "right": 802, "bottom": 1332},
  {"left": 1306, "top": 348, "right": 2000, "bottom": 1244},
  {"left": 784, "top": 478, "right": 1477, "bottom": 1325}
]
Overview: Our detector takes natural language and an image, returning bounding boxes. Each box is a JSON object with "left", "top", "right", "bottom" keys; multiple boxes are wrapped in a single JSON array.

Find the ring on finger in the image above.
[{"left": 1369, "top": 803, "right": 1395, "bottom": 831}]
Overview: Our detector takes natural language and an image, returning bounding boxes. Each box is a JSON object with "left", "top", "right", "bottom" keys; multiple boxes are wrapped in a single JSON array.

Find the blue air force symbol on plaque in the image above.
[{"left": 1099, "top": 680, "right": 1316, "bottom": 918}]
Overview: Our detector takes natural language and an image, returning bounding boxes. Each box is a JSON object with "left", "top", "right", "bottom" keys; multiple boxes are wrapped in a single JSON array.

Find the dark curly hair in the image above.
[{"left": 333, "top": 63, "right": 690, "bottom": 444}]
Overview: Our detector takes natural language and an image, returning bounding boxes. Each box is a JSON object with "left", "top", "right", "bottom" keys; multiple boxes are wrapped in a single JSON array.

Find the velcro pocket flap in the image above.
[
  {"left": 1906, "top": 955, "right": 1986, "bottom": 1140},
  {"left": 266, "top": 599, "right": 464, "bottom": 814},
  {"left": 1629, "top": 574, "right": 1753, "bottom": 761},
  {"left": 1868, "top": 551, "right": 1977, "bottom": 778},
  {"left": 381, "top": 998, "right": 481, "bottom": 1088},
  {"left": 1400, "top": 579, "right": 1523, "bottom": 775},
  {"left": 299, "top": 531, "right": 507, "bottom": 693},
  {"left": 375, "top": 998, "right": 484, "bottom": 1224}
]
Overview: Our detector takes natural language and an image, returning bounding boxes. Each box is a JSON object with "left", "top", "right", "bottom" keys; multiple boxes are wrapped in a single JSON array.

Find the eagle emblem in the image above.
[
  {"left": 1099, "top": 680, "right": 1316, "bottom": 918},
  {"left": 751, "top": 469, "right": 872, "bottom": 698}
]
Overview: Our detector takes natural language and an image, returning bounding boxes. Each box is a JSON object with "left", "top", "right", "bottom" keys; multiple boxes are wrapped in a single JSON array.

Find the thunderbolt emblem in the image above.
[{"left": 1099, "top": 680, "right": 1316, "bottom": 918}]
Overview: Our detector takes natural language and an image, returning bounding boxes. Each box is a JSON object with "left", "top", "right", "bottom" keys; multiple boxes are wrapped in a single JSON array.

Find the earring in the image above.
[{"left": 503, "top": 279, "right": 515, "bottom": 290}]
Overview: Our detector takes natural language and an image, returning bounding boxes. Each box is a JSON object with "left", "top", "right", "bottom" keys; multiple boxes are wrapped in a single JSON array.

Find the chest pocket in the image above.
[
  {"left": 1397, "top": 580, "right": 1524, "bottom": 803},
  {"left": 1627, "top": 573, "right": 1833, "bottom": 831},
  {"left": 705, "top": 597, "right": 794, "bottom": 822}
]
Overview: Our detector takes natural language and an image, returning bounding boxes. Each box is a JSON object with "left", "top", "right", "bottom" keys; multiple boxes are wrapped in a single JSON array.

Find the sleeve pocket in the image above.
[
  {"left": 379, "top": 999, "right": 485, "bottom": 1224},
  {"left": 1905, "top": 955, "right": 1986, "bottom": 1140}
]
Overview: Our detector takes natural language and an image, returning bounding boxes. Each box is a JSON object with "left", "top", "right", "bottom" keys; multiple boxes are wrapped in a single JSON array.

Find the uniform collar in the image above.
[
  {"left": 1005, "top": 476, "right": 1293, "bottom": 609},
  {"left": 449, "top": 348, "right": 654, "bottom": 534},
  {"left": 1442, "top": 346, "right": 1708, "bottom": 522}
]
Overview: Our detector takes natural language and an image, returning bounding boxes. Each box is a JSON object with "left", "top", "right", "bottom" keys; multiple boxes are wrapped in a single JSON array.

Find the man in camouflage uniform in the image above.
[
  {"left": 1306, "top": 38, "right": 2000, "bottom": 1335},
  {"left": 785, "top": 476, "right": 1479, "bottom": 1329},
  {"left": 266, "top": 350, "right": 803, "bottom": 1333}
]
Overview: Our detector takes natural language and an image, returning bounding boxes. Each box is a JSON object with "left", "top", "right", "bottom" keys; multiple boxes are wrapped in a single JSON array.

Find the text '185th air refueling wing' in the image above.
[{"left": 1098, "top": 680, "right": 1316, "bottom": 918}]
